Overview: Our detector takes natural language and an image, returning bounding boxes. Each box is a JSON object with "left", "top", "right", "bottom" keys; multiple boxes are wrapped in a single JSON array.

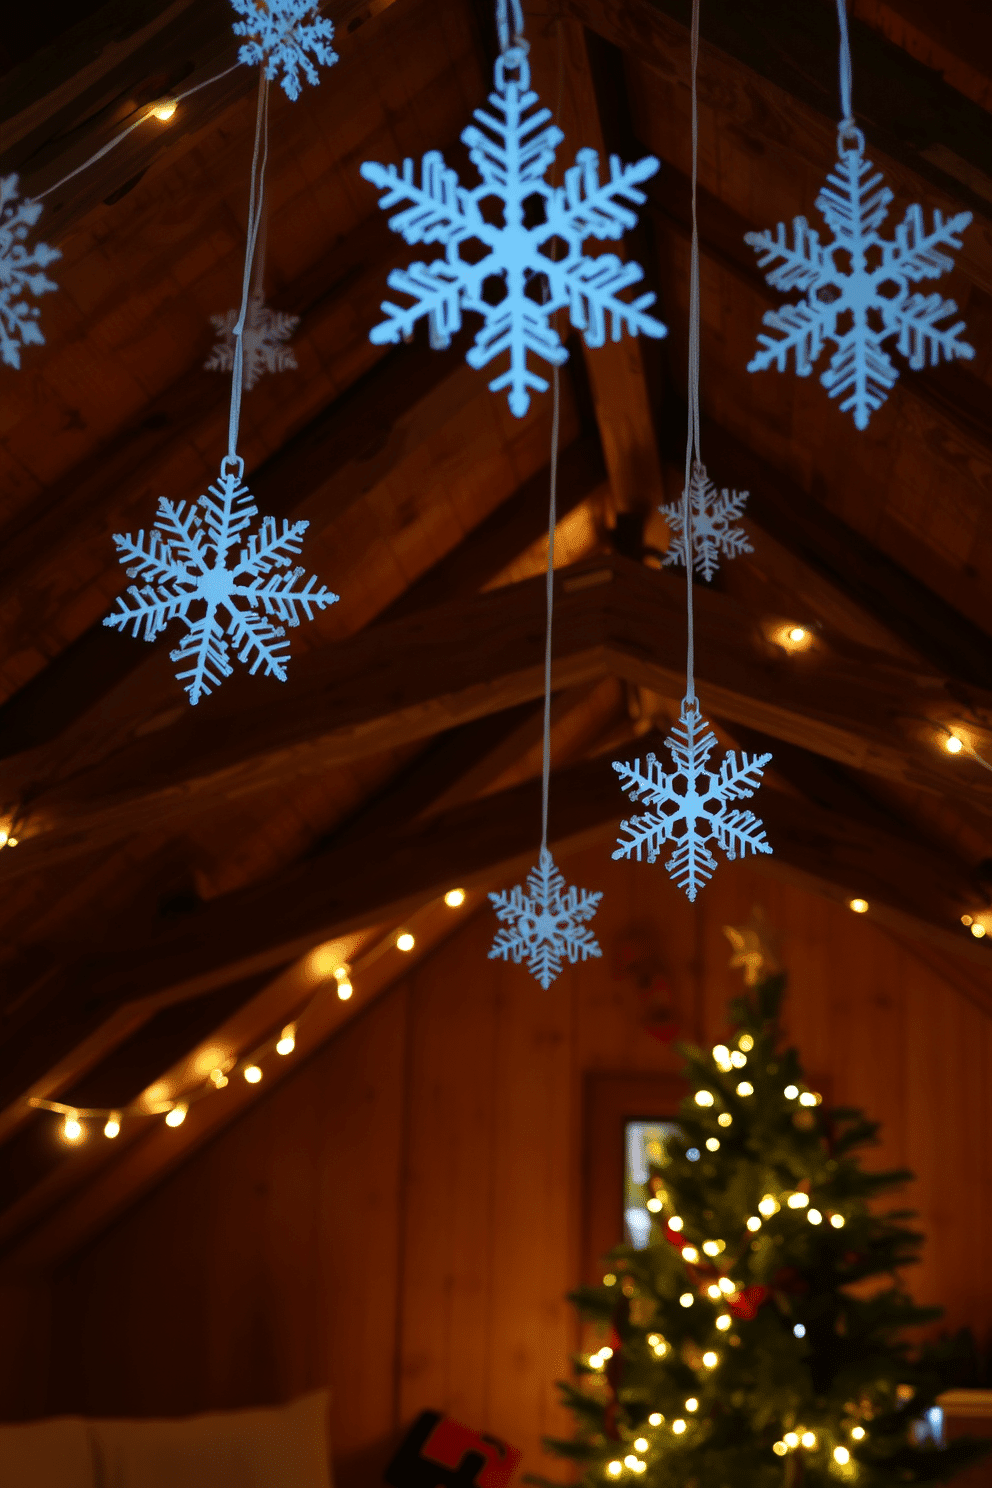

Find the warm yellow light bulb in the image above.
[
  {"left": 834, "top": 1446, "right": 850, "bottom": 1464},
  {"left": 707, "top": 1283, "right": 722, "bottom": 1299},
  {"left": 758, "top": 1194, "right": 778, "bottom": 1216},
  {"left": 646, "top": 1196, "right": 663, "bottom": 1212},
  {"left": 784, "top": 1084, "right": 799, "bottom": 1099},
  {"left": 801, "top": 1432, "right": 816, "bottom": 1448},
  {"left": 849, "top": 897, "right": 869, "bottom": 914},
  {"left": 747, "top": 1216, "right": 762, "bottom": 1231},
  {"left": 103, "top": 1114, "right": 121, "bottom": 1139},
  {"left": 715, "top": 1313, "right": 732, "bottom": 1331},
  {"left": 588, "top": 1353, "right": 604, "bottom": 1370},
  {"left": 694, "top": 1089, "right": 714, "bottom": 1106},
  {"left": 165, "top": 1103, "right": 187, "bottom": 1127},
  {"left": 702, "top": 1240, "right": 722, "bottom": 1256},
  {"left": 444, "top": 888, "right": 466, "bottom": 907},
  {"left": 971, "top": 922, "right": 987, "bottom": 939},
  {"left": 244, "top": 1065, "right": 263, "bottom": 1084},
  {"left": 599, "top": 1346, "right": 613, "bottom": 1360},
  {"left": 830, "top": 1213, "right": 845, "bottom": 1229},
  {"left": 851, "top": 1427, "right": 865, "bottom": 1441},
  {"left": 210, "top": 1068, "right": 229, "bottom": 1088},
  {"left": 705, "top": 1137, "right": 720, "bottom": 1151},
  {"left": 788, "top": 626, "right": 807, "bottom": 643},
  {"left": 634, "top": 1438, "right": 648, "bottom": 1452},
  {"left": 944, "top": 734, "right": 963, "bottom": 754},
  {"left": 738, "top": 1033, "right": 754, "bottom": 1051},
  {"left": 787, "top": 1192, "right": 810, "bottom": 1208},
  {"left": 396, "top": 932, "right": 415, "bottom": 952},
  {"left": 668, "top": 1216, "right": 683, "bottom": 1231},
  {"left": 337, "top": 978, "right": 354, "bottom": 999},
  {"left": 276, "top": 1025, "right": 296, "bottom": 1056},
  {"left": 717, "top": 1112, "right": 732, "bottom": 1127},
  {"left": 685, "top": 1398, "right": 699, "bottom": 1413},
  {"left": 672, "top": 1420, "right": 687, "bottom": 1435},
  {"left": 784, "top": 1433, "right": 799, "bottom": 1448},
  {"left": 648, "top": 1413, "right": 663, "bottom": 1426},
  {"left": 962, "top": 914, "right": 974, "bottom": 926},
  {"left": 718, "top": 1277, "right": 736, "bottom": 1294},
  {"left": 653, "top": 1340, "right": 668, "bottom": 1356},
  {"left": 773, "top": 1442, "right": 788, "bottom": 1457},
  {"left": 736, "top": 1080, "right": 753, "bottom": 1096},
  {"left": 62, "top": 1114, "right": 83, "bottom": 1143},
  {"left": 808, "top": 1208, "right": 822, "bottom": 1225},
  {"left": 7, "top": 836, "right": 18, "bottom": 847},
  {"left": 0, "top": 828, "right": 7, "bottom": 848},
  {"left": 607, "top": 1463, "right": 622, "bottom": 1477},
  {"left": 679, "top": 1292, "right": 694, "bottom": 1308},
  {"left": 603, "top": 1272, "right": 617, "bottom": 1286},
  {"left": 151, "top": 98, "right": 178, "bottom": 121},
  {"left": 702, "top": 1351, "right": 718, "bottom": 1368},
  {"left": 682, "top": 1246, "right": 700, "bottom": 1263}
]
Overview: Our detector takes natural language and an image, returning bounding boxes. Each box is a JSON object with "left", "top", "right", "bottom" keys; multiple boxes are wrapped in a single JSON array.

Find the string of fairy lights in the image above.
[{"left": 29, "top": 887, "right": 468, "bottom": 1147}]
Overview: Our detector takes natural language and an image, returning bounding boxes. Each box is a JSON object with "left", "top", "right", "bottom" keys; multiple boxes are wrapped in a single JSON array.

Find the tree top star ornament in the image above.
[
  {"left": 105, "top": 75, "right": 337, "bottom": 703},
  {"left": 745, "top": 0, "right": 973, "bottom": 430},
  {"left": 0, "top": 174, "right": 60, "bottom": 370},
  {"left": 360, "top": 0, "right": 666, "bottom": 417},
  {"left": 613, "top": 0, "right": 772, "bottom": 900}
]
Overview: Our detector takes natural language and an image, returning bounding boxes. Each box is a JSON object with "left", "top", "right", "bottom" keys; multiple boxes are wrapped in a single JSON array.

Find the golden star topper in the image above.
[{"left": 723, "top": 906, "right": 782, "bottom": 986}]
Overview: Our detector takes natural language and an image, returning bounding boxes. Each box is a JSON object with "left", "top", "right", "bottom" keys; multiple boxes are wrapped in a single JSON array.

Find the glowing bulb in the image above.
[
  {"left": 624, "top": 1456, "right": 638, "bottom": 1470},
  {"left": 589, "top": 1353, "right": 604, "bottom": 1370},
  {"left": 694, "top": 1089, "right": 714, "bottom": 1106},
  {"left": 773, "top": 1442, "right": 788, "bottom": 1457},
  {"left": 738, "top": 1033, "right": 754, "bottom": 1051},
  {"left": 165, "top": 1103, "right": 187, "bottom": 1127},
  {"left": 672, "top": 1420, "right": 686, "bottom": 1434},
  {"left": 210, "top": 1067, "right": 229, "bottom": 1088},
  {"left": 337, "top": 978, "right": 354, "bottom": 999},
  {"left": 830, "top": 1213, "right": 845, "bottom": 1228},
  {"left": 653, "top": 1340, "right": 668, "bottom": 1356},
  {"left": 604, "top": 1273, "right": 617, "bottom": 1286},
  {"left": 794, "top": 1323, "right": 806, "bottom": 1338},
  {"left": 736, "top": 1081, "right": 753, "bottom": 1096},
  {"left": 600, "top": 1346, "right": 613, "bottom": 1360},
  {"left": 849, "top": 897, "right": 869, "bottom": 914},
  {"left": 647, "top": 1334, "right": 660, "bottom": 1346},
  {"left": 0, "top": 829, "right": 7, "bottom": 847},
  {"left": 62, "top": 1115, "right": 83, "bottom": 1143},
  {"left": 702, "top": 1351, "right": 718, "bottom": 1368},
  {"left": 705, "top": 1137, "right": 720, "bottom": 1151},
  {"left": 244, "top": 1065, "right": 262, "bottom": 1084},
  {"left": 747, "top": 1216, "right": 761, "bottom": 1231},
  {"left": 396, "top": 932, "right": 415, "bottom": 952},
  {"left": 717, "top": 1112, "right": 732, "bottom": 1127},
  {"left": 7, "top": 836, "right": 18, "bottom": 847},
  {"left": 712, "top": 1044, "right": 731, "bottom": 1067},
  {"left": 682, "top": 1246, "right": 700, "bottom": 1263},
  {"left": 851, "top": 1427, "right": 865, "bottom": 1441},
  {"left": 151, "top": 98, "right": 178, "bottom": 121},
  {"left": 634, "top": 1439, "right": 648, "bottom": 1452},
  {"left": 685, "top": 1398, "right": 698, "bottom": 1412},
  {"left": 715, "top": 1313, "right": 731, "bottom": 1331},
  {"left": 799, "top": 1091, "right": 818, "bottom": 1106},
  {"left": 834, "top": 1446, "right": 850, "bottom": 1464},
  {"left": 971, "top": 922, "right": 987, "bottom": 939},
  {"left": 707, "top": 1284, "right": 722, "bottom": 1299},
  {"left": 668, "top": 1216, "right": 683, "bottom": 1232},
  {"left": 729, "top": 1050, "right": 747, "bottom": 1068},
  {"left": 702, "top": 1240, "right": 723, "bottom": 1256},
  {"left": 962, "top": 914, "right": 973, "bottom": 926},
  {"left": 718, "top": 1277, "right": 735, "bottom": 1294},
  {"left": 444, "top": 888, "right": 466, "bottom": 907},
  {"left": 758, "top": 1194, "right": 779, "bottom": 1216},
  {"left": 945, "top": 734, "right": 963, "bottom": 754},
  {"left": 276, "top": 1025, "right": 296, "bottom": 1056},
  {"left": 679, "top": 1292, "right": 694, "bottom": 1308},
  {"left": 608, "top": 1463, "right": 622, "bottom": 1477},
  {"left": 788, "top": 626, "right": 807, "bottom": 643},
  {"left": 808, "top": 1208, "right": 822, "bottom": 1225},
  {"left": 801, "top": 1432, "right": 816, "bottom": 1448},
  {"left": 648, "top": 1413, "right": 663, "bottom": 1426},
  {"left": 784, "top": 1084, "right": 799, "bottom": 1099},
  {"left": 646, "top": 1196, "right": 663, "bottom": 1212},
  {"left": 787, "top": 1192, "right": 810, "bottom": 1208},
  {"left": 103, "top": 1114, "right": 121, "bottom": 1139},
  {"left": 784, "top": 1433, "right": 799, "bottom": 1448},
  {"left": 632, "top": 1463, "right": 646, "bottom": 1475}
]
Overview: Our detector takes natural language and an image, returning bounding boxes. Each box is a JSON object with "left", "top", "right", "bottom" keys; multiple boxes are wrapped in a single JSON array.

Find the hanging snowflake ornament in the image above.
[
  {"left": 231, "top": 0, "right": 338, "bottom": 100},
  {"left": 661, "top": 462, "right": 752, "bottom": 581},
  {"left": 205, "top": 291, "right": 299, "bottom": 390},
  {"left": 104, "top": 456, "right": 337, "bottom": 704},
  {"left": 0, "top": 174, "right": 60, "bottom": 370},
  {"left": 489, "top": 847, "right": 602, "bottom": 988},
  {"left": 744, "top": 129, "right": 973, "bottom": 429},
  {"left": 360, "top": 48, "right": 666, "bottom": 417},
  {"left": 613, "top": 703, "right": 772, "bottom": 902}
]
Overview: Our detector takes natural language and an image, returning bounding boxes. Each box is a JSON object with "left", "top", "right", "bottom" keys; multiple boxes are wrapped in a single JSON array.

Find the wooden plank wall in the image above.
[{"left": 21, "top": 848, "right": 992, "bottom": 1486}]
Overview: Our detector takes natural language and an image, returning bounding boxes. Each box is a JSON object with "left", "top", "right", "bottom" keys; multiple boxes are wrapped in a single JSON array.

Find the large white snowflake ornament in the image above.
[
  {"left": 104, "top": 456, "right": 338, "bottom": 704},
  {"left": 1, "top": 175, "right": 60, "bottom": 370},
  {"left": 613, "top": 704, "right": 772, "bottom": 902},
  {"left": 360, "top": 49, "right": 666, "bottom": 417},
  {"left": 231, "top": 0, "right": 338, "bottom": 100},
  {"left": 489, "top": 847, "right": 602, "bottom": 988},
  {"left": 745, "top": 130, "right": 973, "bottom": 429},
  {"left": 661, "top": 462, "right": 752, "bottom": 582},
  {"left": 205, "top": 291, "right": 299, "bottom": 390}
]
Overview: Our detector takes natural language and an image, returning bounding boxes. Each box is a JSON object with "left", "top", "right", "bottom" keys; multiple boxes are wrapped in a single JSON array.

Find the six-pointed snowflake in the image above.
[
  {"left": 661, "top": 462, "right": 752, "bottom": 581},
  {"left": 231, "top": 0, "right": 338, "bottom": 100},
  {"left": 613, "top": 704, "right": 772, "bottom": 901},
  {"left": 205, "top": 292, "right": 299, "bottom": 389},
  {"left": 361, "top": 49, "right": 666, "bottom": 417},
  {"left": 104, "top": 457, "right": 338, "bottom": 704},
  {"left": 0, "top": 174, "right": 60, "bottom": 370},
  {"left": 745, "top": 134, "right": 973, "bottom": 429},
  {"left": 489, "top": 847, "right": 602, "bottom": 988}
]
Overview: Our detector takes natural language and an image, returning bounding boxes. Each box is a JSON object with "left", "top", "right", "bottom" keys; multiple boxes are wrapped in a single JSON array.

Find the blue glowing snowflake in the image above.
[
  {"left": 613, "top": 704, "right": 772, "bottom": 901},
  {"left": 489, "top": 848, "right": 602, "bottom": 988},
  {"left": 661, "top": 462, "right": 752, "bottom": 582},
  {"left": 0, "top": 175, "right": 60, "bottom": 370},
  {"left": 231, "top": 0, "right": 338, "bottom": 100},
  {"left": 104, "top": 457, "right": 338, "bottom": 704},
  {"left": 360, "top": 49, "right": 666, "bottom": 417},
  {"left": 745, "top": 132, "right": 973, "bottom": 429}
]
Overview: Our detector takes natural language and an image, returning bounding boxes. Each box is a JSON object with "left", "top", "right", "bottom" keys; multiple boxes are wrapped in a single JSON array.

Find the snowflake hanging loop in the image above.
[
  {"left": 231, "top": 0, "right": 338, "bottom": 100},
  {"left": 613, "top": 701, "right": 772, "bottom": 902},
  {"left": 661, "top": 461, "right": 752, "bottom": 581},
  {"left": 360, "top": 48, "right": 667, "bottom": 417},
  {"left": 205, "top": 290, "right": 299, "bottom": 389},
  {"left": 744, "top": 127, "right": 973, "bottom": 429},
  {"left": 0, "top": 175, "right": 60, "bottom": 370},
  {"left": 104, "top": 455, "right": 338, "bottom": 705},
  {"left": 489, "top": 847, "right": 602, "bottom": 988}
]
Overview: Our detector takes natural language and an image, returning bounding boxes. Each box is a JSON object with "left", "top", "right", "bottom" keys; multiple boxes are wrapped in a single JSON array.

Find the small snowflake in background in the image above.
[
  {"left": 661, "top": 462, "right": 752, "bottom": 581},
  {"left": 0, "top": 174, "right": 60, "bottom": 370},
  {"left": 613, "top": 704, "right": 772, "bottom": 901},
  {"left": 104, "top": 457, "right": 337, "bottom": 704},
  {"left": 361, "top": 50, "right": 666, "bottom": 417},
  {"left": 205, "top": 292, "right": 299, "bottom": 390},
  {"left": 231, "top": 0, "right": 338, "bottom": 100},
  {"left": 489, "top": 848, "right": 602, "bottom": 988},
  {"left": 745, "top": 133, "right": 973, "bottom": 429}
]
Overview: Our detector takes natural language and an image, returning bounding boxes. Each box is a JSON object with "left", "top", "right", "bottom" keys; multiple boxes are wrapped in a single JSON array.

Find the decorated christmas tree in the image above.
[{"left": 546, "top": 954, "right": 987, "bottom": 1488}]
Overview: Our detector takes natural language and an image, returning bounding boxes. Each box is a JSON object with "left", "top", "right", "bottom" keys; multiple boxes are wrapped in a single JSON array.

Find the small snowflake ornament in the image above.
[
  {"left": 0, "top": 175, "right": 60, "bottom": 370},
  {"left": 231, "top": 0, "right": 338, "bottom": 100},
  {"left": 104, "top": 456, "right": 337, "bottom": 704},
  {"left": 661, "top": 462, "right": 752, "bottom": 581},
  {"left": 745, "top": 129, "right": 973, "bottom": 429},
  {"left": 205, "top": 291, "right": 299, "bottom": 389},
  {"left": 489, "top": 847, "right": 602, "bottom": 988},
  {"left": 361, "top": 48, "right": 666, "bottom": 417},
  {"left": 613, "top": 703, "right": 772, "bottom": 901}
]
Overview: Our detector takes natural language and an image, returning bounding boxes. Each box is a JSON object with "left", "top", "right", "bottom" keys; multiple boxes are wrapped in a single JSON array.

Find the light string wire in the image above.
[
  {"left": 227, "top": 69, "right": 271, "bottom": 463},
  {"left": 682, "top": 0, "right": 701, "bottom": 710}
]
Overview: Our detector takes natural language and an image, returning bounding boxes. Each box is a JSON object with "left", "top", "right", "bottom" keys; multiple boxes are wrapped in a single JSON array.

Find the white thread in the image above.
[
  {"left": 34, "top": 62, "right": 243, "bottom": 203},
  {"left": 496, "top": 0, "right": 525, "bottom": 54},
  {"left": 836, "top": 0, "right": 854, "bottom": 128},
  {"left": 228, "top": 73, "right": 270, "bottom": 461},
  {"left": 540, "top": 364, "right": 560, "bottom": 853},
  {"left": 682, "top": 0, "right": 701, "bottom": 709}
]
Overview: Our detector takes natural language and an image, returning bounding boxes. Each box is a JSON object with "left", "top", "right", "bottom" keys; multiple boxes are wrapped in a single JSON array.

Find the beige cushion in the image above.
[{"left": 0, "top": 1417, "right": 95, "bottom": 1488}]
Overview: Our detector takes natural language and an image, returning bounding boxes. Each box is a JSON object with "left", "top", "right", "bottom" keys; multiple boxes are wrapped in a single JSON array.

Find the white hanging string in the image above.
[
  {"left": 495, "top": 0, "right": 525, "bottom": 54},
  {"left": 682, "top": 0, "right": 701, "bottom": 709},
  {"left": 835, "top": 0, "right": 854, "bottom": 129},
  {"left": 227, "top": 72, "right": 270, "bottom": 465},
  {"left": 540, "top": 365, "right": 560, "bottom": 854}
]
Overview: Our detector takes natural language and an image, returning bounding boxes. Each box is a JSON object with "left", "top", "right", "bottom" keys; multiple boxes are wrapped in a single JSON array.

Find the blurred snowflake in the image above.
[
  {"left": 0, "top": 174, "right": 60, "bottom": 370},
  {"left": 661, "top": 463, "right": 752, "bottom": 581},
  {"left": 205, "top": 292, "right": 299, "bottom": 389}
]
